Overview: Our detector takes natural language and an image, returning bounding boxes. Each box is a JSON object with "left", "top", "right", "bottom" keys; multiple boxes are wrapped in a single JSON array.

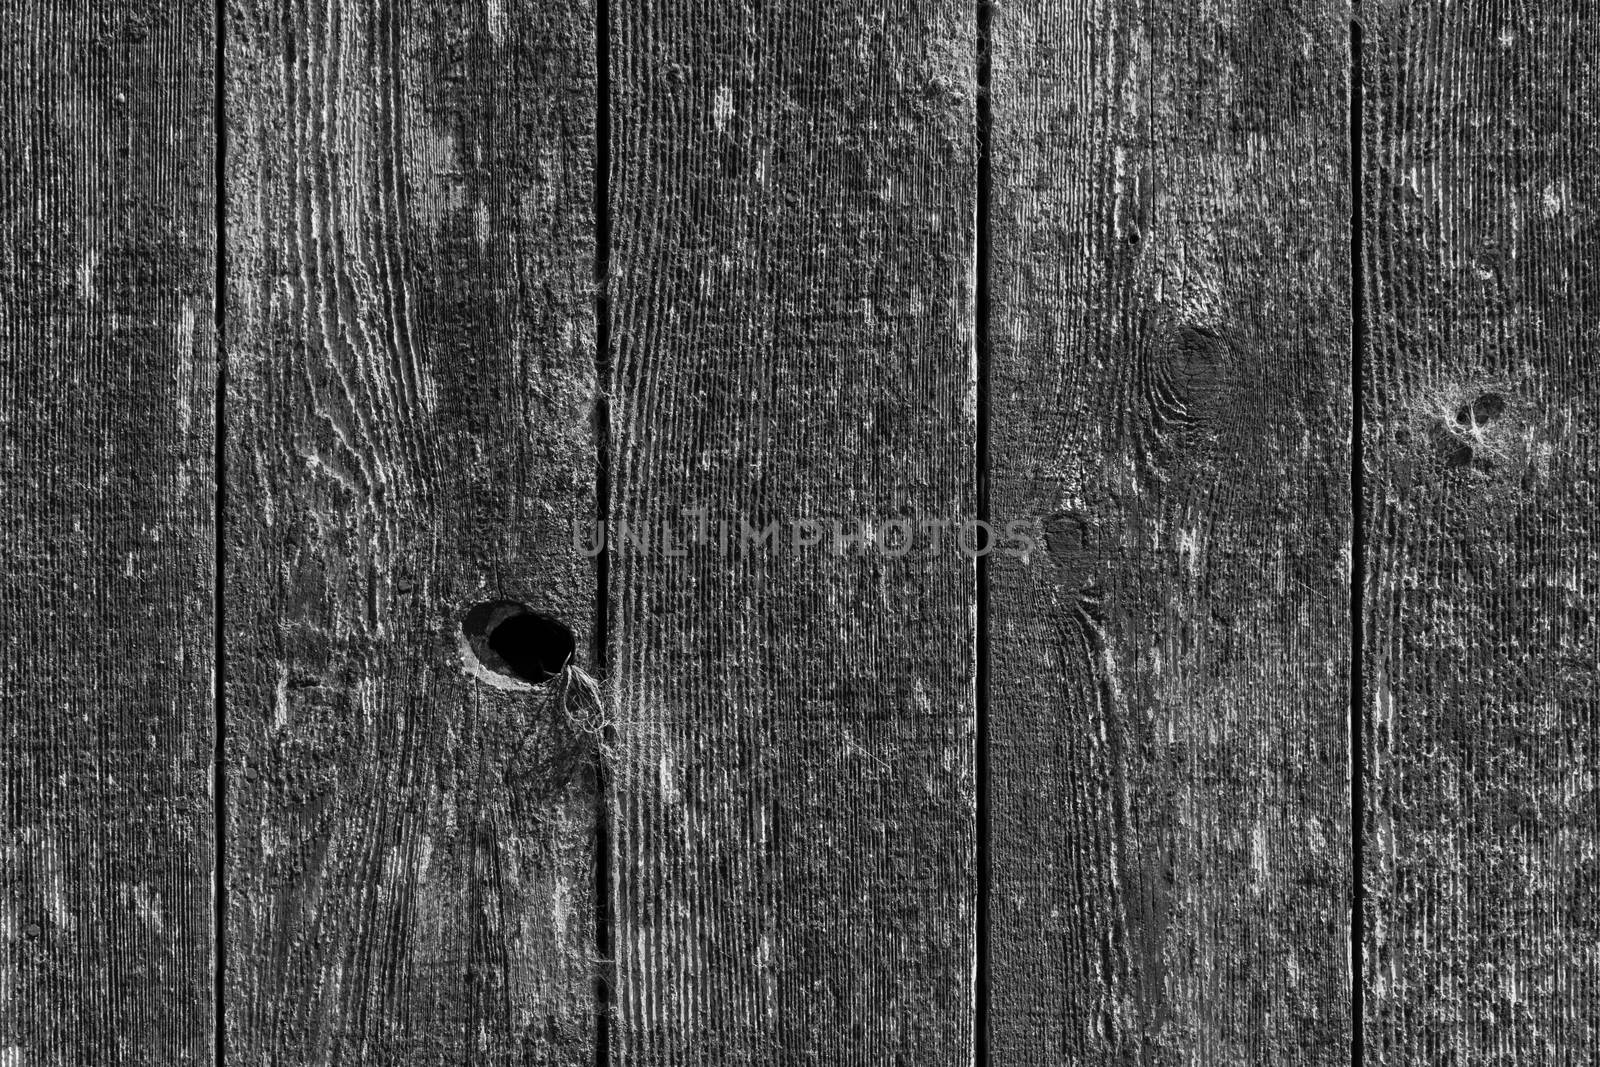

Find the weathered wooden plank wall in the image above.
[
  {"left": 224, "top": 0, "right": 599, "bottom": 1061},
  {"left": 0, "top": 3, "right": 218, "bottom": 1063},
  {"left": 988, "top": 1, "right": 1354, "bottom": 1061},
  {"left": 1362, "top": 4, "right": 1600, "bottom": 1061},
  {"left": 604, "top": 2, "right": 978, "bottom": 1062},
  {"left": 18, "top": 0, "right": 1600, "bottom": 1062}
]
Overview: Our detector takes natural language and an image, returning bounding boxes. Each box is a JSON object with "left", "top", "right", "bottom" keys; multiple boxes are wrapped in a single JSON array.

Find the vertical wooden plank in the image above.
[
  {"left": 0, "top": 2, "right": 216, "bottom": 1064},
  {"left": 606, "top": 5, "right": 977, "bottom": 1062},
  {"left": 988, "top": 2, "right": 1353, "bottom": 1061},
  {"left": 225, "top": 0, "right": 598, "bottom": 1061},
  {"left": 1363, "top": 5, "right": 1600, "bottom": 1060}
]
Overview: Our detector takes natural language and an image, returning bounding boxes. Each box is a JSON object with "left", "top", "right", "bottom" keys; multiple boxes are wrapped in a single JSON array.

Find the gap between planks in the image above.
[
  {"left": 975, "top": 0, "right": 995, "bottom": 1063},
  {"left": 1349, "top": 13, "right": 1367, "bottom": 1067},
  {"left": 592, "top": 0, "right": 616, "bottom": 1064},
  {"left": 211, "top": 0, "right": 229, "bottom": 1061}
]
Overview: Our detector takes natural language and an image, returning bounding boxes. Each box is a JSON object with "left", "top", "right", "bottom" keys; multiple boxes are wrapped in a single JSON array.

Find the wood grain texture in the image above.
[
  {"left": 1362, "top": 5, "right": 1600, "bottom": 1061},
  {"left": 224, "top": 1, "right": 599, "bottom": 1061},
  {"left": 0, "top": 3, "right": 218, "bottom": 1064},
  {"left": 0, "top": 2, "right": 217, "bottom": 1064},
  {"left": 987, "top": 2, "right": 1353, "bottom": 1061},
  {"left": 604, "top": 4, "right": 977, "bottom": 1062}
]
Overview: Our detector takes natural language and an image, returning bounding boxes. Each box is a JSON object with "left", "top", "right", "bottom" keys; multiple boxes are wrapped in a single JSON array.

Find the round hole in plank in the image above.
[{"left": 461, "top": 600, "right": 575, "bottom": 686}]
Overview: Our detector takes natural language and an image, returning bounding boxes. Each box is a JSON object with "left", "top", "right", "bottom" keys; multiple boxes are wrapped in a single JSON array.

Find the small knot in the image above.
[{"left": 1454, "top": 392, "right": 1506, "bottom": 429}]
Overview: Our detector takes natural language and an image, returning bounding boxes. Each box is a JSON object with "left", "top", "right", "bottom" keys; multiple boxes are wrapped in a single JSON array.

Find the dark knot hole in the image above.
[
  {"left": 1454, "top": 392, "right": 1506, "bottom": 428},
  {"left": 462, "top": 601, "right": 575, "bottom": 685}
]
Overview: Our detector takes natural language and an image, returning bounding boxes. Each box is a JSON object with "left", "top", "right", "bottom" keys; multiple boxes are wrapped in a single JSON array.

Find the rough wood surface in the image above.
[
  {"left": 224, "top": 1, "right": 599, "bottom": 1061},
  {"left": 0, "top": 2, "right": 217, "bottom": 1063},
  {"left": 604, "top": 4, "right": 978, "bottom": 1062},
  {"left": 1362, "top": 5, "right": 1600, "bottom": 1060},
  {"left": 987, "top": 2, "right": 1353, "bottom": 1060}
]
